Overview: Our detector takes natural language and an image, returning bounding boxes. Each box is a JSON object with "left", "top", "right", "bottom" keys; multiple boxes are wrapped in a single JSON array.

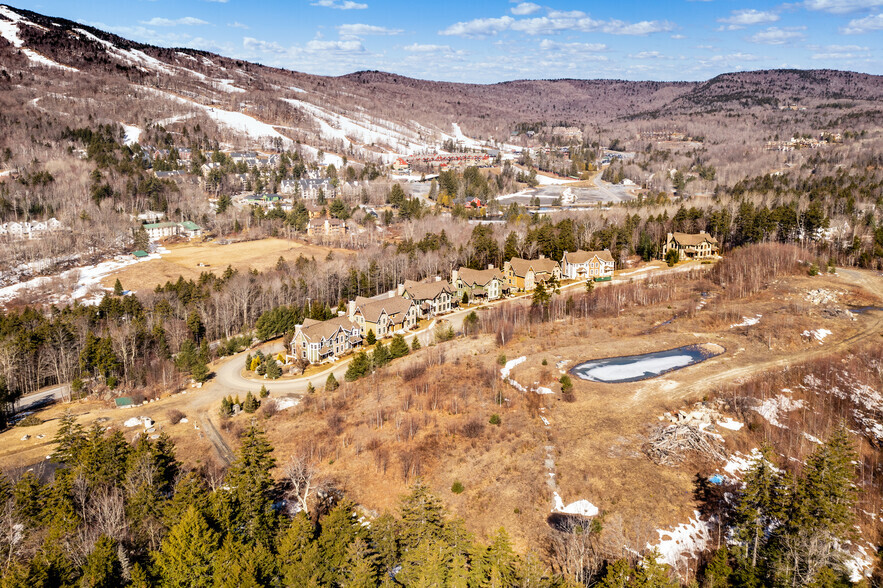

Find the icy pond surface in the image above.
[{"left": 571, "top": 345, "right": 721, "bottom": 383}]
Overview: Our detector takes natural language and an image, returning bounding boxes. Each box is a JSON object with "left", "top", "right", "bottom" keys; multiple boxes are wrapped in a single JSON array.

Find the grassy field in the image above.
[{"left": 102, "top": 238, "right": 356, "bottom": 293}]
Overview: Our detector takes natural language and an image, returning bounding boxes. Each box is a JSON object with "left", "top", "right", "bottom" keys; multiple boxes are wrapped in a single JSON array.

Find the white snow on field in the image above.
[
  {"left": 803, "top": 432, "right": 822, "bottom": 444},
  {"left": 290, "top": 86, "right": 307, "bottom": 93},
  {"left": 0, "top": 6, "right": 25, "bottom": 46},
  {"left": 536, "top": 386, "right": 553, "bottom": 395},
  {"left": 122, "top": 124, "right": 141, "bottom": 146},
  {"left": 500, "top": 356, "right": 526, "bottom": 379},
  {"left": 752, "top": 394, "right": 804, "bottom": 428},
  {"left": 578, "top": 354, "right": 694, "bottom": 382},
  {"left": 844, "top": 543, "right": 875, "bottom": 583},
  {"left": 650, "top": 513, "right": 711, "bottom": 567},
  {"left": 716, "top": 417, "right": 744, "bottom": 431},
  {"left": 275, "top": 398, "right": 299, "bottom": 410},
  {"left": 802, "top": 373, "right": 883, "bottom": 442},
  {"left": 154, "top": 113, "right": 196, "bottom": 127},
  {"left": 495, "top": 189, "right": 533, "bottom": 202},
  {"left": 124, "top": 416, "right": 154, "bottom": 428},
  {"left": 533, "top": 171, "right": 579, "bottom": 185},
  {"left": 0, "top": 250, "right": 164, "bottom": 308},
  {"left": 552, "top": 492, "right": 599, "bottom": 517},
  {"left": 21, "top": 48, "right": 78, "bottom": 71},
  {"left": 722, "top": 448, "right": 764, "bottom": 477},
  {"left": 450, "top": 123, "right": 485, "bottom": 151},
  {"left": 213, "top": 78, "right": 245, "bottom": 93},
  {"left": 731, "top": 314, "right": 761, "bottom": 328},
  {"left": 802, "top": 328, "right": 832, "bottom": 343},
  {"left": 282, "top": 97, "right": 427, "bottom": 155}
]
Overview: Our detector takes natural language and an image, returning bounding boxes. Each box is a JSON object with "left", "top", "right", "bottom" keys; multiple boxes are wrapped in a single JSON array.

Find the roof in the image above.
[
  {"left": 457, "top": 267, "right": 503, "bottom": 287},
  {"left": 114, "top": 397, "right": 134, "bottom": 407},
  {"left": 354, "top": 295, "right": 414, "bottom": 325},
  {"left": 180, "top": 221, "right": 202, "bottom": 231},
  {"left": 299, "top": 315, "right": 359, "bottom": 343},
  {"left": 671, "top": 232, "right": 719, "bottom": 246},
  {"left": 402, "top": 279, "right": 451, "bottom": 301},
  {"left": 132, "top": 250, "right": 149, "bottom": 258},
  {"left": 562, "top": 249, "right": 614, "bottom": 264},
  {"left": 507, "top": 257, "right": 560, "bottom": 277},
  {"left": 143, "top": 222, "right": 178, "bottom": 229}
]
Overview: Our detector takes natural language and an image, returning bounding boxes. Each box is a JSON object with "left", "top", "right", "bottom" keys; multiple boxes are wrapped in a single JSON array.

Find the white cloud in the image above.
[
  {"left": 511, "top": 2, "right": 541, "bottom": 15},
  {"left": 441, "top": 12, "right": 673, "bottom": 37},
  {"left": 632, "top": 50, "right": 662, "bottom": 58},
  {"left": 439, "top": 16, "right": 514, "bottom": 38},
  {"left": 539, "top": 39, "right": 607, "bottom": 52},
  {"left": 337, "top": 23, "right": 403, "bottom": 36},
  {"left": 804, "top": 0, "right": 883, "bottom": 13},
  {"left": 717, "top": 9, "right": 779, "bottom": 29},
  {"left": 750, "top": 26, "right": 806, "bottom": 44},
  {"left": 310, "top": 0, "right": 368, "bottom": 9},
  {"left": 403, "top": 43, "right": 454, "bottom": 52},
  {"left": 243, "top": 37, "right": 287, "bottom": 54},
  {"left": 841, "top": 12, "right": 883, "bottom": 32},
  {"left": 228, "top": 22, "right": 249, "bottom": 30},
  {"left": 140, "top": 17, "right": 209, "bottom": 27},
  {"left": 671, "top": 34, "right": 686, "bottom": 39},
  {"left": 305, "top": 39, "right": 365, "bottom": 52}
]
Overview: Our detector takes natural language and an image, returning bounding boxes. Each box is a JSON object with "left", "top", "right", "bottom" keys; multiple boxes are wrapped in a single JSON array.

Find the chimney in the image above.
[
  {"left": 347, "top": 300, "right": 356, "bottom": 318},
  {"left": 539, "top": 254, "right": 545, "bottom": 259},
  {"left": 451, "top": 269, "right": 459, "bottom": 284},
  {"left": 488, "top": 263, "right": 494, "bottom": 270},
  {"left": 396, "top": 284, "right": 404, "bottom": 296}
]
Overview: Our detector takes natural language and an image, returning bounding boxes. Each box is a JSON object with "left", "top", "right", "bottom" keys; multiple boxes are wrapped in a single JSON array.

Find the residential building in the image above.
[
  {"left": 398, "top": 278, "right": 453, "bottom": 319},
  {"left": 348, "top": 295, "right": 418, "bottom": 339},
  {"left": 142, "top": 221, "right": 203, "bottom": 241},
  {"left": 299, "top": 178, "right": 336, "bottom": 200},
  {"left": 561, "top": 250, "right": 615, "bottom": 280},
  {"left": 289, "top": 315, "right": 362, "bottom": 364},
  {"left": 663, "top": 231, "right": 719, "bottom": 261},
  {"left": 451, "top": 266, "right": 506, "bottom": 301},
  {"left": 503, "top": 257, "right": 562, "bottom": 292},
  {"left": 0, "top": 218, "right": 62, "bottom": 240},
  {"left": 307, "top": 218, "right": 347, "bottom": 237}
]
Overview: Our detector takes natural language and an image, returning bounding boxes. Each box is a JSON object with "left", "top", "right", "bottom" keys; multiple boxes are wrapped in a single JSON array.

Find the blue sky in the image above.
[{"left": 12, "top": 0, "right": 883, "bottom": 82}]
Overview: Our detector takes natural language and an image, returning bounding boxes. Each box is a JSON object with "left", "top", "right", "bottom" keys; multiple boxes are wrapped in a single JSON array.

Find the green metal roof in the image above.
[
  {"left": 180, "top": 221, "right": 202, "bottom": 230},
  {"left": 143, "top": 222, "right": 178, "bottom": 229},
  {"left": 132, "top": 250, "right": 149, "bottom": 257},
  {"left": 114, "top": 397, "right": 135, "bottom": 407}
]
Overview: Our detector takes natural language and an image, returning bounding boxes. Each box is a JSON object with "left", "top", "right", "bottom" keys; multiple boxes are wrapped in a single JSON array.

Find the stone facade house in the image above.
[
  {"left": 399, "top": 278, "right": 453, "bottom": 319},
  {"left": 663, "top": 231, "right": 719, "bottom": 260},
  {"left": 451, "top": 266, "right": 506, "bottom": 302},
  {"left": 348, "top": 295, "right": 418, "bottom": 339},
  {"left": 289, "top": 315, "right": 362, "bottom": 364}
]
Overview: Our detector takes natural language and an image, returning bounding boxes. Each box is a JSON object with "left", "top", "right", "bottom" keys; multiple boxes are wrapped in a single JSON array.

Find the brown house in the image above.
[{"left": 663, "top": 231, "right": 719, "bottom": 260}]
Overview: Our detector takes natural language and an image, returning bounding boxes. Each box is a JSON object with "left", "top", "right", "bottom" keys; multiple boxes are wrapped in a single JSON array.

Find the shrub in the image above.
[
  {"left": 167, "top": 409, "right": 185, "bottom": 425},
  {"left": 497, "top": 354, "right": 507, "bottom": 366},
  {"left": 665, "top": 249, "right": 680, "bottom": 267},
  {"left": 489, "top": 414, "right": 501, "bottom": 426},
  {"left": 325, "top": 373, "right": 340, "bottom": 392},
  {"left": 461, "top": 418, "right": 485, "bottom": 438},
  {"left": 259, "top": 384, "right": 269, "bottom": 398},
  {"left": 541, "top": 358, "right": 548, "bottom": 366},
  {"left": 260, "top": 399, "right": 278, "bottom": 419},
  {"left": 365, "top": 329, "right": 376, "bottom": 345},
  {"left": 16, "top": 415, "right": 42, "bottom": 427},
  {"left": 243, "top": 391, "right": 259, "bottom": 413},
  {"left": 808, "top": 263, "right": 820, "bottom": 276},
  {"left": 389, "top": 334, "right": 410, "bottom": 359},
  {"left": 411, "top": 337, "right": 422, "bottom": 351},
  {"left": 451, "top": 481, "right": 465, "bottom": 494}
]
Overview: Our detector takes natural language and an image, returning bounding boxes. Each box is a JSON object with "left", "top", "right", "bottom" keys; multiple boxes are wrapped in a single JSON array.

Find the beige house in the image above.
[
  {"left": 503, "top": 257, "right": 562, "bottom": 292},
  {"left": 451, "top": 266, "right": 506, "bottom": 301},
  {"left": 289, "top": 315, "right": 362, "bottom": 364},
  {"left": 663, "top": 231, "right": 719, "bottom": 260},
  {"left": 348, "top": 295, "right": 418, "bottom": 339},
  {"left": 561, "top": 250, "right": 615, "bottom": 280},
  {"left": 307, "top": 218, "right": 347, "bottom": 236},
  {"left": 399, "top": 279, "right": 453, "bottom": 319}
]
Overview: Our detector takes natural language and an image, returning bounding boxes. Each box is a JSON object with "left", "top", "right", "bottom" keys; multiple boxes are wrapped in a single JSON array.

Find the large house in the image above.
[
  {"left": 143, "top": 221, "right": 203, "bottom": 241},
  {"left": 663, "top": 231, "right": 719, "bottom": 261},
  {"left": 398, "top": 278, "right": 453, "bottom": 319},
  {"left": 348, "top": 295, "right": 418, "bottom": 339},
  {"left": 307, "top": 218, "right": 347, "bottom": 237},
  {"left": 503, "top": 257, "right": 562, "bottom": 292},
  {"left": 298, "top": 179, "right": 336, "bottom": 200},
  {"left": 561, "top": 250, "right": 615, "bottom": 280},
  {"left": 451, "top": 266, "right": 506, "bottom": 301},
  {"left": 289, "top": 315, "right": 362, "bottom": 364}
]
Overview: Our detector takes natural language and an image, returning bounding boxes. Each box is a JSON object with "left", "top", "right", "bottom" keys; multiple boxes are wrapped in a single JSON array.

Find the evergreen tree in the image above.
[
  {"left": 244, "top": 353, "right": 253, "bottom": 372},
  {"left": 346, "top": 351, "right": 372, "bottom": 382},
  {"left": 265, "top": 358, "right": 282, "bottom": 379},
  {"left": 154, "top": 506, "right": 219, "bottom": 588},
  {"left": 342, "top": 537, "right": 379, "bottom": 588},
  {"left": 212, "top": 534, "right": 276, "bottom": 588},
  {"left": 734, "top": 444, "right": 780, "bottom": 569},
  {"left": 191, "top": 358, "right": 210, "bottom": 383},
  {"left": 259, "top": 384, "right": 269, "bottom": 398},
  {"left": 277, "top": 512, "right": 322, "bottom": 587},
  {"left": 388, "top": 334, "right": 409, "bottom": 359},
  {"left": 398, "top": 481, "right": 447, "bottom": 550},
  {"left": 226, "top": 421, "right": 276, "bottom": 542},
  {"left": 411, "top": 337, "right": 421, "bottom": 351},
  {"left": 326, "top": 373, "right": 340, "bottom": 392},
  {"left": 703, "top": 546, "right": 733, "bottom": 588},
  {"left": 52, "top": 411, "right": 84, "bottom": 465},
  {"left": 13, "top": 471, "right": 44, "bottom": 527},
  {"left": 633, "top": 550, "right": 677, "bottom": 588},
  {"left": 112, "top": 279, "right": 123, "bottom": 296},
  {"left": 317, "top": 501, "right": 369, "bottom": 586},
  {"left": 79, "top": 536, "right": 122, "bottom": 588},
  {"left": 365, "top": 329, "right": 376, "bottom": 345},
  {"left": 243, "top": 391, "right": 259, "bottom": 413},
  {"left": 372, "top": 342, "right": 390, "bottom": 368}
]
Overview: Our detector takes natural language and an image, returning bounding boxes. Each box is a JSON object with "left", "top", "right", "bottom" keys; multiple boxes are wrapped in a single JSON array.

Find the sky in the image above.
[{"left": 10, "top": 0, "right": 883, "bottom": 82}]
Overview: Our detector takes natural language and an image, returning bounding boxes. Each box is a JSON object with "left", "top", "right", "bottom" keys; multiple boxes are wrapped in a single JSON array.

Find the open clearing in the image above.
[
  {"left": 101, "top": 237, "right": 355, "bottom": 292},
  {"left": 6, "top": 266, "right": 882, "bottom": 558}
]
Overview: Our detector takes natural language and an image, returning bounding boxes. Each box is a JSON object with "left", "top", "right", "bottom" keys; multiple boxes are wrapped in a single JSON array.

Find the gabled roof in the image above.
[
  {"left": 402, "top": 279, "right": 451, "bottom": 301},
  {"left": 354, "top": 295, "right": 414, "bottom": 325},
  {"left": 562, "top": 249, "right": 614, "bottom": 264},
  {"left": 507, "top": 257, "right": 560, "bottom": 277},
  {"left": 299, "top": 315, "right": 359, "bottom": 343},
  {"left": 457, "top": 267, "right": 503, "bottom": 287},
  {"left": 671, "top": 232, "right": 719, "bottom": 246}
]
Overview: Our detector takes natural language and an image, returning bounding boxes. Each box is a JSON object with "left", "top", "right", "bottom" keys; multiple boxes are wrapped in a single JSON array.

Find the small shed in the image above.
[
  {"left": 132, "top": 250, "right": 149, "bottom": 259},
  {"left": 115, "top": 397, "right": 135, "bottom": 408}
]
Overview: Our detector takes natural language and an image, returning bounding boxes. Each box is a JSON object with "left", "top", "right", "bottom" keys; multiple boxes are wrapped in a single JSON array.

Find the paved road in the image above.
[{"left": 15, "top": 383, "right": 69, "bottom": 414}]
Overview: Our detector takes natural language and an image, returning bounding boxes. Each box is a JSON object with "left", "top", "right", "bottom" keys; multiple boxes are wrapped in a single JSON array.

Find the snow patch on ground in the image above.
[
  {"left": 716, "top": 417, "right": 744, "bottom": 431},
  {"left": 212, "top": 78, "right": 245, "bottom": 93},
  {"left": 579, "top": 354, "right": 695, "bottom": 382},
  {"left": 0, "top": 6, "right": 25, "bottom": 47},
  {"left": 731, "top": 314, "right": 761, "bottom": 328},
  {"left": 802, "top": 328, "right": 832, "bottom": 343},
  {"left": 752, "top": 394, "right": 805, "bottom": 428},
  {"left": 722, "top": 448, "right": 763, "bottom": 477},
  {"left": 275, "top": 398, "right": 299, "bottom": 410},
  {"left": 21, "top": 48, "right": 78, "bottom": 71},
  {"left": 122, "top": 124, "right": 142, "bottom": 146},
  {"left": 500, "top": 356, "right": 526, "bottom": 379},
  {"left": 536, "top": 386, "right": 553, "bottom": 395},
  {"left": 552, "top": 493, "right": 599, "bottom": 517},
  {"left": 650, "top": 513, "right": 712, "bottom": 568}
]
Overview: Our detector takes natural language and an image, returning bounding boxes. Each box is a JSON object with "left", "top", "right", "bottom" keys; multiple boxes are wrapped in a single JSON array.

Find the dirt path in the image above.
[{"left": 199, "top": 414, "right": 234, "bottom": 465}]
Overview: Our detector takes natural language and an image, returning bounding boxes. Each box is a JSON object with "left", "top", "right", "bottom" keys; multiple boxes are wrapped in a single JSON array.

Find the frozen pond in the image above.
[{"left": 571, "top": 344, "right": 723, "bottom": 383}]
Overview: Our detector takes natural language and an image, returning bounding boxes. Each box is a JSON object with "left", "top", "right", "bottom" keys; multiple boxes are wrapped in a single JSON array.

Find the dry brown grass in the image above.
[{"left": 101, "top": 238, "right": 355, "bottom": 293}]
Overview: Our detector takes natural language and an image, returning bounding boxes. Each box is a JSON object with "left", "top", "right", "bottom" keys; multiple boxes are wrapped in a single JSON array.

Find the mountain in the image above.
[{"left": 2, "top": 3, "right": 881, "bottom": 162}]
